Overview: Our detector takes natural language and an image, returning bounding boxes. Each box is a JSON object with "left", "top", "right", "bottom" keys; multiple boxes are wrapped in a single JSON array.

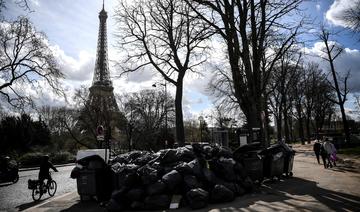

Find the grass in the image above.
[{"left": 338, "top": 146, "right": 360, "bottom": 156}]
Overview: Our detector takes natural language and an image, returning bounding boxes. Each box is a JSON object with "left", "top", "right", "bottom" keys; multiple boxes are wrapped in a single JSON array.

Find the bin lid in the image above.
[{"left": 76, "top": 149, "right": 109, "bottom": 162}]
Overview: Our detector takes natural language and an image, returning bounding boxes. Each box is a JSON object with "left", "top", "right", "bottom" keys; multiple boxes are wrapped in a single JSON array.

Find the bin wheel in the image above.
[{"left": 289, "top": 172, "right": 293, "bottom": 177}]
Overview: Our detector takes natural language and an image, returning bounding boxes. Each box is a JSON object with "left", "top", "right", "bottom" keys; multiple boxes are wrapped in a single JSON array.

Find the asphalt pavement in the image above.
[
  {"left": 0, "top": 165, "right": 76, "bottom": 212},
  {"left": 6, "top": 144, "right": 360, "bottom": 211}
]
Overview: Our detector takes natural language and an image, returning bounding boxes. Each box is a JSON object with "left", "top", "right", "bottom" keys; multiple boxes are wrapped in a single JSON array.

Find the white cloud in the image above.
[
  {"left": 325, "top": 0, "right": 358, "bottom": 28},
  {"left": 51, "top": 45, "right": 94, "bottom": 82},
  {"left": 304, "top": 42, "right": 360, "bottom": 92}
]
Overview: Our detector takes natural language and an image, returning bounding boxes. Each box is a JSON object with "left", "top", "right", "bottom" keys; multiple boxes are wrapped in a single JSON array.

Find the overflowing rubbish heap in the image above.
[
  {"left": 107, "top": 143, "right": 254, "bottom": 211},
  {"left": 72, "top": 142, "right": 295, "bottom": 211}
]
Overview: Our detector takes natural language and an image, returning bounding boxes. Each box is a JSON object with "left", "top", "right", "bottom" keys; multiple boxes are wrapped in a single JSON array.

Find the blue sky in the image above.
[{"left": 3, "top": 0, "right": 360, "bottom": 121}]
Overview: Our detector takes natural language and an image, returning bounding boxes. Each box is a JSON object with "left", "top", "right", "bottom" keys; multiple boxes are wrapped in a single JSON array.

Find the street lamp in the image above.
[{"left": 152, "top": 81, "right": 168, "bottom": 146}]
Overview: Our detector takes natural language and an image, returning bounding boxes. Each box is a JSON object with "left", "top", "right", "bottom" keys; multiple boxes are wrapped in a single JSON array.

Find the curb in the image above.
[
  {"left": 19, "top": 163, "right": 75, "bottom": 172},
  {"left": 23, "top": 191, "right": 76, "bottom": 212}
]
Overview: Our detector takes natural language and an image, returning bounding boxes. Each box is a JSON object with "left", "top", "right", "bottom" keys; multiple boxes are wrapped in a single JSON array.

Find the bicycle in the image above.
[{"left": 28, "top": 174, "right": 57, "bottom": 201}]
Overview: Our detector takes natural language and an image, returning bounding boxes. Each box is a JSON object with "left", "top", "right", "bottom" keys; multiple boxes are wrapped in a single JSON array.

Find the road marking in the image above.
[{"left": 23, "top": 191, "right": 76, "bottom": 212}]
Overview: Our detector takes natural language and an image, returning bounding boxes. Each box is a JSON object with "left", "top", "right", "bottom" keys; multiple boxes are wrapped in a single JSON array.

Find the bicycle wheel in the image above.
[
  {"left": 47, "top": 180, "right": 57, "bottom": 197},
  {"left": 32, "top": 186, "right": 42, "bottom": 201}
]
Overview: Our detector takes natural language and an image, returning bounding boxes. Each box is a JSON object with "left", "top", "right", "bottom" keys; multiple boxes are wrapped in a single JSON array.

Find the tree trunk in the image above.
[
  {"left": 324, "top": 33, "right": 351, "bottom": 145},
  {"left": 276, "top": 115, "right": 282, "bottom": 141},
  {"left": 283, "top": 108, "right": 290, "bottom": 143},
  {"left": 297, "top": 103, "right": 305, "bottom": 145},
  {"left": 175, "top": 79, "right": 185, "bottom": 146},
  {"left": 306, "top": 116, "right": 311, "bottom": 144}
]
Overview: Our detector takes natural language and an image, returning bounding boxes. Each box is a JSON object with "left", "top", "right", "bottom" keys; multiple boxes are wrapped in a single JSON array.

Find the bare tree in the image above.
[
  {"left": 118, "top": 89, "right": 175, "bottom": 151},
  {"left": 0, "top": 17, "right": 63, "bottom": 109},
  {"left": 115, "top": 0, "right": 212, "bottom": 146},
  {"left": 338, "top": 0, "right": 360, "bottom": 34},
  {"left": 268, "top": 50, "right": 301, "bottom": 142},
  {"left": 186, "top": 0, "right": 303, "bottom": 146},
  {"left": 318, "top": 27, "right": 351, "bottom": 144}
]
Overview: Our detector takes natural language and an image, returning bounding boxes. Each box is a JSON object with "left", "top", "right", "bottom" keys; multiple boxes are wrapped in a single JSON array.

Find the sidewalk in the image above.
[{"left": 24, "top": 144, "right": 360, "bottom": 212}]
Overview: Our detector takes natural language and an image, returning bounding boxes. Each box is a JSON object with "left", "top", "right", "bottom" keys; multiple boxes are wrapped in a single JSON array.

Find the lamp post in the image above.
[{"left": 152, "top": 81, "right": 168, "bottom": 146}]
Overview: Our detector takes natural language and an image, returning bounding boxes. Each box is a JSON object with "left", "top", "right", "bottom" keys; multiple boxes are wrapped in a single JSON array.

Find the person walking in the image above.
[
  {"left": 324, "top": 139, "right": 337, "bottom": 167},
  {"left": 313, "top": 139, "right": 321, "bottom": 164},
  {"left": 323, "top": 138, "right": 337, "bottom": 168},
  {"left": 320, "top": 140, "right": 329, "bottom": 168}
]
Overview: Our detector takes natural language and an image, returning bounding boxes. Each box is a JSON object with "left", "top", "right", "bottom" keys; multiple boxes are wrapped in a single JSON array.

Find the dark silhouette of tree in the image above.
[
  {"left": 318, "top": 27, "right": 351, "bottom": 144},
  {"left": 186, "top": 0, "right": 304, "bottom": 146},
  {"left": 118, "top": 89, "right": 175, "bottom": 151},
  {"left": 0, "top": 114, "right": 51, "bottom": 154},
  {"left": 337, "top": 0, "right": 360, "bottom": 38},
  {"left": 114, "top": 0, "right": 212, "bottom": 147}
]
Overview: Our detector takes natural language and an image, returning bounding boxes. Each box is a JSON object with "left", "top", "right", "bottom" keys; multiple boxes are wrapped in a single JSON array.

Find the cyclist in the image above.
[{"left": 39, "top": 155, "right": 58, "bottom": 188}]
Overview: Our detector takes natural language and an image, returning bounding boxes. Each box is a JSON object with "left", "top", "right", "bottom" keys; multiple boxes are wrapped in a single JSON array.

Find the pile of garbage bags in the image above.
[{"left": 107, "top": 143, "right": 254, "bottom": 211}]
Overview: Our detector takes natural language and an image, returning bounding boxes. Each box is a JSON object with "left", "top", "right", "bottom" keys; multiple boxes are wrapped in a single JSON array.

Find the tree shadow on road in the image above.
[
  {"left": 206, "top": 177, "right": 360, "bottom": 212},
  {"left": 16, "top": 197, "right": 50, "bottom": 211},
  {"left": 60, "top": 199, "right": 106, "bottom": 212},
  {"left": 262, "top": 177, "right": 360, "bottom": 212}
]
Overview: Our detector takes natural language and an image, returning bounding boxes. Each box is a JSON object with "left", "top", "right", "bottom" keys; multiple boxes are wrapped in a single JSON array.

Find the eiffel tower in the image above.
[{"left": 83, "top": 1, "right": 120, "bottom": 145}]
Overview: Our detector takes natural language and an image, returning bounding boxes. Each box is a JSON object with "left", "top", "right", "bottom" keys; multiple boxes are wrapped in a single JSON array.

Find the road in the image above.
[{"left": 0, "top": 165, "right": 76, "bottom": 212}]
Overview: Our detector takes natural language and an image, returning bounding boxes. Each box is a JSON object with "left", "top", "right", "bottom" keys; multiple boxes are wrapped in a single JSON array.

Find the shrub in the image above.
[
  {"left": 51, "top": 151, "right": 75, "bottom": 164},
  {"left": 19, "top": 152, "right": 44, "bottom": 167}
]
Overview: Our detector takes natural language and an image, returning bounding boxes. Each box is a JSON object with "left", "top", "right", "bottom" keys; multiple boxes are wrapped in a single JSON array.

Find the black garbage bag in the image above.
[
  {"left": 159, "top": 149, "right": 178, "bottom": 164},
  {"left": 132, "top": 152, "right": 157, "bottom": 166},
  {"left": 162, "top": 170, "right": 182, "bottom": 191},
  {"left": 186, "top": 188, "right": 209, "bottom": 210},
  {"left": 137, "top": 165, "right": 158, "bottom": 185},
  {"left": 184, "top": 175, "right": 202, "bottom": 191},
  {"left": 144, "top": 194, "right": 171, "bottom": 210},
  {"left": 233, "top": 162, "right": 248, "bottom": 180},
  {"left": 107, "top": 198, "right": 125, "bottom": 212},
  {"left": 112, "top": 163, "right": 139, "bottom": 189},
  {"left": 202, "top": 168, "right": 217, "bottom": 186},
  {"left": 162, "top": 162, "right": 182, "bottom": 175},
  {"left": 146, "top": 181, "right": 167, "bottom": 195},
  {"left": 174, "top": 162, "right": 193, "bottom": 175},
  {"left": 212, "top": 146, "right": 233, "bottom": 158},
  {"left": 130, "top": 201, "right": 145, "bottom": 210},
  {"left": 209, "top": 157, "right": 237, "bottom": 182},
  {"left": 188, "top": 159, "right": 203, "bottom": 178},
  {"left": 239, "top": 176, "right": 254, "bottom": 193},
  {"left": 149, "top": 161, "right": 163, "bottom": 173},
  {"left": 126, "top": 188, "right": 145, "bottom": 201},
  {"left": 111, "top": 188, "right": 129, "bottom": 206},
  {"left": 210, "top": 184, "right": 234, "bottom": 203},
  {"left": 176, "top": 146, "right": 195, "bottom": 162},
  {"left": 128, "top": 151, "right": 147, "bottom": 162}
]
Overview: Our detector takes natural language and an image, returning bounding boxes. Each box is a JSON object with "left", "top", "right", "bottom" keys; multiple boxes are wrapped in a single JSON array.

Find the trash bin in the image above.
[
  {"left": 242, "top": 151, "right": 264, "bottom": 183},
  {"left": 233, "top": 144, "right": 264, "bottom": 184},
  {"left": 77, "top": 169, "right": 97, "bottom": 200},
  {"left": 75, "top": 154, "right": 112, "bottom": 201},
  {"left": 279, "top": 144, "right": 295, "bottom": 177},
  {"left": 259, "top": 145, "right": 285, "bottom": 180}
]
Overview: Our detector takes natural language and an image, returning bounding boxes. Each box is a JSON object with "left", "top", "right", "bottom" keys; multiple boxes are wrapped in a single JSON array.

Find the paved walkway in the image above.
[{"left": 24, "top": 143, "right": 360, "bottom": 212}]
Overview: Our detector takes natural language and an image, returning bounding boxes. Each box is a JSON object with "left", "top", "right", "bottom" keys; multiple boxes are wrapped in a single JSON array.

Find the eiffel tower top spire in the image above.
[{"left": 92, "top": 0, "right": 111, "bottom": 87}]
